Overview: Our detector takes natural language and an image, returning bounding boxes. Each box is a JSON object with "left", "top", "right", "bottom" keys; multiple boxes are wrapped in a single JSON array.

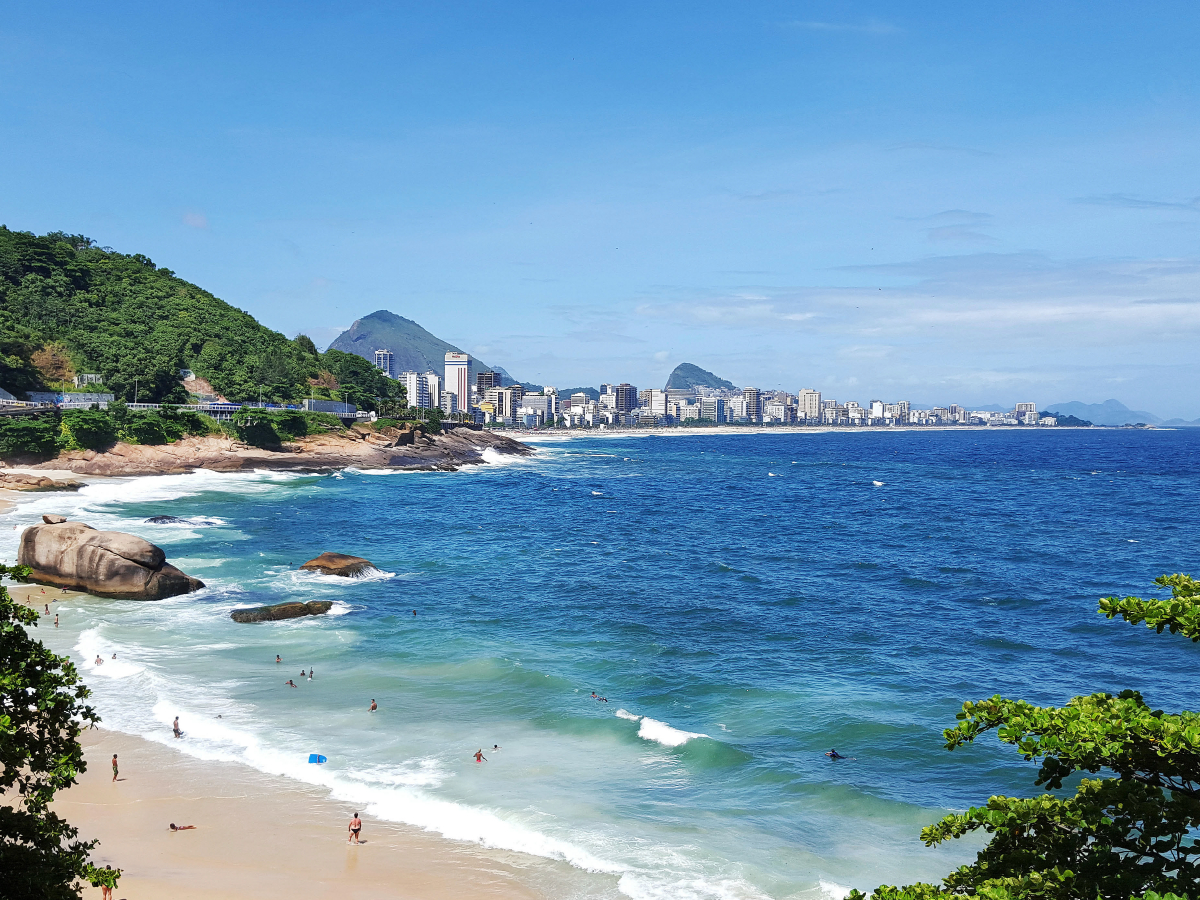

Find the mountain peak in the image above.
[
  {"left": 327, "top": 311, "right": 501, "bottom": 381},
  {"left": 665, "top": 362, "right": 736, "bottom": 391}
]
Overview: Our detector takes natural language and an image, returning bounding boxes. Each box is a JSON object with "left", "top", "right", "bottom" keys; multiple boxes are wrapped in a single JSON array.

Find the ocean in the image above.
[{"left": 4, "top": 429, "right": 1198, "bottom": 900}]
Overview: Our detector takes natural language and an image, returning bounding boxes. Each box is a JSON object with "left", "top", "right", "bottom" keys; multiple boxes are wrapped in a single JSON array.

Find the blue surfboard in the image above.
[{"left": 308, "top": 754, "right": 327, "bottom": 764}]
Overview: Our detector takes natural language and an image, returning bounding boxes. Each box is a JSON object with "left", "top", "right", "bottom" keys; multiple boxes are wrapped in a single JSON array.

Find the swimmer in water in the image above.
[
  {"left": 369, "top": 699, "right": 377, "bottom": 711},
  {"left": 474, "top": 749, "right": 487, "bottom": 763},
  {"left": 492, "top": 744, "right": 501, "bottom": 751},
  {"left": 286, "top": 680, "right": 297, "bottom": 688},
  {"left": 276, "top": 655, "right": 282, "bottom": 663},
  {"left": 95, "top": 655, "right": 103, "bottom": 666}
]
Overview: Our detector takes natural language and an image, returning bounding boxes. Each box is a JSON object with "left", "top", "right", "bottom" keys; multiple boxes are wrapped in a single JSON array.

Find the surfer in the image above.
[
  {"left": 825, "top": 749, "right": 848, "bottom": 760},
  {"left": 348, "top": 812, "right": 362, "bottom": 843},
  {"left": 474, "top": 749, "right": 487, "bottom": 763}
]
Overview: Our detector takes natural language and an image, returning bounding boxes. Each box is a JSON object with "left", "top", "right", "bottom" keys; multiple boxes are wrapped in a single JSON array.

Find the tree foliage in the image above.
[
  {"left": 850, "top": 578, "right": 1199, "bottom": 900},
  {"left": 0, "top": 562, "right": 113, "bottom": 899},
  {"left": 0, "top": 227, "right": 403, "bottom": 407}
]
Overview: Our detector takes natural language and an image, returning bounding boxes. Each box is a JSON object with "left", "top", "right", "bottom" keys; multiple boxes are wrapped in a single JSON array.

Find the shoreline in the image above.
[
  {"left": 58, "top": 729, "right": 602, "bottom": 900},
  {"left": 509, "top": 423, "right": 1128, "bottom": 441}
]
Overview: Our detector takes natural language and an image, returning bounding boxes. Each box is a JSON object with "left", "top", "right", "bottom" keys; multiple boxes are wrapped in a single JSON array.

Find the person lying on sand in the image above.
[{"left": 169, "top": 823, "right": 196, "bottom": 831}]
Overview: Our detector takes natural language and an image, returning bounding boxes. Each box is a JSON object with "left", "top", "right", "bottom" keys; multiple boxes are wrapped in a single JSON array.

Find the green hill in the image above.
[
  {"left": 328, "top": 309, "right": 501, "bottom": 382},
  {"left": 0, "top": 227, "right": 400, "bottom": 410},
  {"left": 664, "top": 362, "right": 736, "bottom": 391}
]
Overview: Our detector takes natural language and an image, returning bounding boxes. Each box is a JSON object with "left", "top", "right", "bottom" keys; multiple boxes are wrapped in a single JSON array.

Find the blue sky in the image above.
[{"left": 3, "top": 3, "right": 1199, "bottom": 414}]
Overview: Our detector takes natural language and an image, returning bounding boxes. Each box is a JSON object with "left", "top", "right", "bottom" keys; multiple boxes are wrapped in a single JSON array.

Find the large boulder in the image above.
[
  {"left": 300, "top": 552, "right": 375, "bottom": 577},
  {"left": 231, "top": 600, "right": 334, "bottom": 623},
  {"left": 17, "top": 519, "right": 204, "bottom": 600}
]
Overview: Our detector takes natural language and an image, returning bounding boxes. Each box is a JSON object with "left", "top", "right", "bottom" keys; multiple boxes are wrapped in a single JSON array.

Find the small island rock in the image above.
[
  {"left": 42, "top": 514, "right": 67, "bottom": 524},
  {"left": 300, "top": 552, "right": 376, "bottom": 577},
  {"left": 231, "top": 600, "right": 335, "bottom": 623},
  {"left": 17, "top": 519, "right": 204, "bottom": 600}
]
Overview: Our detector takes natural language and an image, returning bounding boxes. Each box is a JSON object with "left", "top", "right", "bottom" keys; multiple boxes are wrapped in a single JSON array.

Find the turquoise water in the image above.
[{"left": 4, "top": 430, "right": 1198, "bottom": 899}]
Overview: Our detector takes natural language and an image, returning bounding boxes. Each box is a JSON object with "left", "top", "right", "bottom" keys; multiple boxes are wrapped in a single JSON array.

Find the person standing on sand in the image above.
[
  {"left": 111, "top": 754, "right": 118, "bottom": 782},
  {"left": 54, "top": 614, "right": 58, "bottom": 628},
  {"left": 348, "top": 812, "right": 362, "bottom": 843}
]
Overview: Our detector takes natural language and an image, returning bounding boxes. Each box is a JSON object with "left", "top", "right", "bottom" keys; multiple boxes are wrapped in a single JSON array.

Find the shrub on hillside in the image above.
[
  {"left": 0, "top": 416, "right": 60, "bottom": 459},
  {"left": 59, "top": 408, "right": 117, "bottom": 451}
]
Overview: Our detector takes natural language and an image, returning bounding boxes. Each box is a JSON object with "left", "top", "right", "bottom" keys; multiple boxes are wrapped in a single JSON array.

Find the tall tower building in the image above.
[
  {"left": 373, "top": 349, "right": 395, "bottom": 378},
  {"left": 742, "top": 387, "right": 762, "bottom": 423},
  {"left": 614, "top": 383, "right": 638, "bottom": 412},
  {"left": 402, "top": 371, "right": 430, "bottom": 408},
  {"left": 445, "top": 352, "right": 470, "bottom": 413},
  {"left": 798, "top": 389, "right": 822, "bottom": 422}
]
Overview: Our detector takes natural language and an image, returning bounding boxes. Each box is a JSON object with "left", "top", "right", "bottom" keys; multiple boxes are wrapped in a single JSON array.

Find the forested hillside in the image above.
[{"left": 0, "top": 227, "right": 401, "bottom": 409}]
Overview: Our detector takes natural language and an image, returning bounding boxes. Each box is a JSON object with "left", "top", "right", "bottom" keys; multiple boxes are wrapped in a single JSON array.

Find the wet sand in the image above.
[{"left": 57, "top": 729, "right": 606, "bottom": 900}]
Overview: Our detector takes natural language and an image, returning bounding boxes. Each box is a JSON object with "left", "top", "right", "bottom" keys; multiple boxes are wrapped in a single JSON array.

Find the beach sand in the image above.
[{"left": 57, "top": 729, "right": 609, "bottom": 900}]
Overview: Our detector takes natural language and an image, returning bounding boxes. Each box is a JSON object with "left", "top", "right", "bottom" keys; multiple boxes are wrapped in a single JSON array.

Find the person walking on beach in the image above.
[
  {"left": 111, "top": 754, "right": 118, "bottom": 782},
  {"left": 474, "top": 749, "right": 487, "bottom": 763},
  {"left": 348, "top": 812, "right": 362, "bottom": 843},
  {"left": 44, "top": 603, "right": 49, "bottom": 613},
  {"left": 54, "top": 614, "right": 58, "bottom": 628}
]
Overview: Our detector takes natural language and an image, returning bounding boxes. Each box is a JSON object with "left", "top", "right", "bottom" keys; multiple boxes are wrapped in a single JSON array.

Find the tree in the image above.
[
  {"left": 850, "top": 575, "right": 1199, "bottom": 900},
  {"left": 0, "top": 563, "right": 116, "bottom": 898}
]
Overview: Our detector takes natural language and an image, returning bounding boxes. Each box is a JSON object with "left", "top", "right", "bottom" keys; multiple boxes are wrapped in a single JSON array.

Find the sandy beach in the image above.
[{"left": 57, "top": 729, "right": 604, "bottom": 900}]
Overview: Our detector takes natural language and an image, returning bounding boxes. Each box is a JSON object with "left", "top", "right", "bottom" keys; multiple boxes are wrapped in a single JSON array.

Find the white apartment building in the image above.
[
  {"left": 401, "top": 371, "right": 430, "bottom": 409},
  {"left": 373, "top": 349, "right": 395, "bottom": 378},
  {"left": 445, "top": 352, "right": 470, "bottom": 412}
]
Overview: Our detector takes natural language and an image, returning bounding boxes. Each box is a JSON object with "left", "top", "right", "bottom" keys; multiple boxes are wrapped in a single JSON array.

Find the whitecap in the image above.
[
  {"left": 637, "top": 717, "right": 708, "bottom": 748},
  {"left": 614, "top": 708, "right": 642, "bottom": 722}
]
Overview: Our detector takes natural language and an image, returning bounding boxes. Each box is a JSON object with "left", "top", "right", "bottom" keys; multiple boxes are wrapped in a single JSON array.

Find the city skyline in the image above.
[{"left": 3, "top": 5, "right": 1199, "bottom": 413}]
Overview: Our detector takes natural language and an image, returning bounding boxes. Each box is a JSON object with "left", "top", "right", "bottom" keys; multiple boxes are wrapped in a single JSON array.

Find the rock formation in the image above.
[
  {"left": 26, "top": 425, "right": 533, "bottom": 477},
  {"left": 230, "top": 600, "right": 334, "bottom": 623},
  {"left": 0, "top": 472, "right": 83, "bottom": 492},
  {"left": 300, "top": 552, "right": 375, "bottom": 577},
  {"left": 17, "top": 519, "right": 205, "bottom": 600}
]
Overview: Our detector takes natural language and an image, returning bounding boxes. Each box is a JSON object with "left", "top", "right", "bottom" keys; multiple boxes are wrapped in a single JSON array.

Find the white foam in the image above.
[
  {"left": 615, "top": 708, "right": 642, "bottom": 722},
  {"left": 326, "top": 601, "right": 355, "bottom": 616},
  {"left": 75, "top": 629, "right": 145, "bottom": 679},
  {"left": 818, "top": 880, "right": 853, "bottom": 900},
  {"left": 637, "top": 717, "right": 708, "bottom": 748},
  {"left": 287, "top": 567, "right": 396, "bottom": 585}
]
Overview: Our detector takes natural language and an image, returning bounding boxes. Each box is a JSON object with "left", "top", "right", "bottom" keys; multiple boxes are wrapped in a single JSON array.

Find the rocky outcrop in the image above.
[
  {"left": 27, "top": 426, "right": 532, "bottom": 477},
  {"left": 300, "top": 552, "right": 375, "bottom": 577},
  {"left": 0, "top": 473, "right": 83, "bottom": 492},
  {"left": 146, "top": 515, "right": 188, "bottom": 524},
  {"left": 231, "top": 600, "right": 334, "bottom": 623},
  {"left": 17, "top": 519, "right": 205, "bottom": 600}
]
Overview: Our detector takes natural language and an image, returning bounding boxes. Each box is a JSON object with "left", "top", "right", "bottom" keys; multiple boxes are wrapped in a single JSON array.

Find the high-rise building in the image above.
[
  {"left": 439, "top": 390, "right": 458, "bottom": 416},
  {"left": 742, "top": 387, "right": 761, "bottom": 423},
  {"left": 476, "top": 371, "right": 500, "bottom": 392},
  {"left": 373, "top": 349, "right": 395, "bottom": 378},
  {"left": 700, "top": 397, "right": 726, "bottom": 423},
  {"left": 445, "top": 352, "right": 470, "bottom": 413},
  {"left": 423, "top": 372, "right": 440, "bottom": 406},
  {"left": 648, "top": 390, "right": 668, "bottom": 416},
  {"left": 401, "top": 371, "right": 430, "bottom": 408},
  {"left": 798, "top": 389, "right": 821, "bottom": 422},
  {"left": 614, "top": 383, "right": 638, "bottom": 412}
]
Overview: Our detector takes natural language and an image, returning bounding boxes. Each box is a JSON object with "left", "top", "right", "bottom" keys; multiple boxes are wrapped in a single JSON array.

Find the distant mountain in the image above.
[
  {"left": 328, "top": 310, "right": 501, "bottom": 382},
  {"left": 665, "top": 363, "right": 736, "bottom": 391},
  {"left": 1160, "top": 417, "right": 1200, "bottom": 427},
  {"left": 1044, "top": 399, "right": 1162, "bottom": 426},
  {"left": 558, "top": 386, "right": 600, "bottom": 401}
]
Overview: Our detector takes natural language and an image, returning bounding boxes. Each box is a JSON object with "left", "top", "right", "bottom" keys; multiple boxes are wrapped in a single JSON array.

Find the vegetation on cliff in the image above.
[
  {"left": 0, "top": 227, "right": 402, "bottom": 407},
  {"left": 851, "top": 575, "right": 1198, "bottom": 900}
]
